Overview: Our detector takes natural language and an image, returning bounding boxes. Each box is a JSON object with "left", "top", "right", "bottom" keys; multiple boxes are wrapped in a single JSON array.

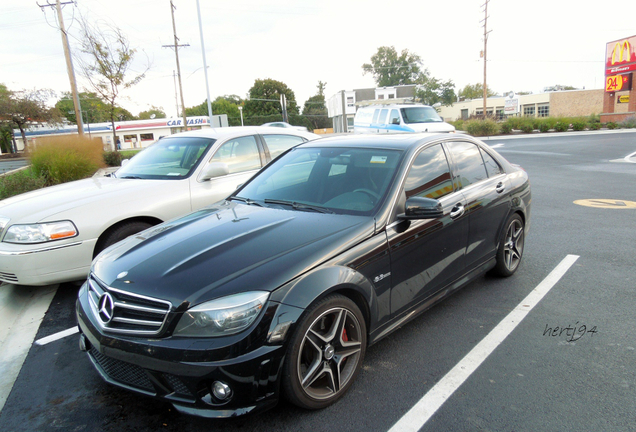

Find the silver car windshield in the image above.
[
  {"left": 115, "top": 137, "right": 216, "bottom": 180},
  {"left": 236, "top": 147, "right": 403, "bottom": 215},
  {"left": 401, "top": 107, "right": 443, "bottom": 124}
]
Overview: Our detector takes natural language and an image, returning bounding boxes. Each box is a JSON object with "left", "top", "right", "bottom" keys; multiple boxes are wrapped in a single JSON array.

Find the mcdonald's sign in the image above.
[{"left": 606, "top": 35, "right": 636, "bottom": 75}]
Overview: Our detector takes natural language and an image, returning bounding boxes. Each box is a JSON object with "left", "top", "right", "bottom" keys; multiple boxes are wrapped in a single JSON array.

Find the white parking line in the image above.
[
  {"left": 35, "top": 327, "right": 79, "bottom": 346},
  {"left": 387, "top": 254, "right": 580, "bottom": 432}
]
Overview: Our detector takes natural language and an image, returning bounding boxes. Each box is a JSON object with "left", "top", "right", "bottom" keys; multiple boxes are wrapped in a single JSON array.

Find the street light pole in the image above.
[
  {"left": 195, "top": 0, "right": 214, "bottom": 128},
  {"left": 238, "top": 106, "right": 244, "bottom": 126}
]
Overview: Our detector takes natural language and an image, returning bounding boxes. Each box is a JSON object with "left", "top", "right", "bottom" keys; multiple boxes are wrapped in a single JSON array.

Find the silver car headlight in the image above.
[
  {"left": 3, "top": 220, "right": 78, "bottom": 244},
  {"left": 174, "top": 291, "right": 269, "bottom": 337}
]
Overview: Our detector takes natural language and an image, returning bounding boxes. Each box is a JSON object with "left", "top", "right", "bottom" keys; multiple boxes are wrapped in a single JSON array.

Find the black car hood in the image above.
[{"left": 93, "top": 201, "right": 374, "bottom": 308}]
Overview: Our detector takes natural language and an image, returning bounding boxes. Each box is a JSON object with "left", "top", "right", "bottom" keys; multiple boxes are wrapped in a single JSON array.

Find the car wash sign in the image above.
[{"left": 605, "top": 35, "right": 636, "bottom": 92}]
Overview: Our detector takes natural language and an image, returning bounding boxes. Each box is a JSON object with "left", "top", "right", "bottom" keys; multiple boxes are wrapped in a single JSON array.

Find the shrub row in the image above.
[{"left": 450, "top": 115, "right": 636, "bottom": 136}]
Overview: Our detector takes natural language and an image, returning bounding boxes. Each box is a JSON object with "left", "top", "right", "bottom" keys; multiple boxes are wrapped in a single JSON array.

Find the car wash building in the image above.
[{"left": 13, "top": 115, "right": 228, "bottom": 152}]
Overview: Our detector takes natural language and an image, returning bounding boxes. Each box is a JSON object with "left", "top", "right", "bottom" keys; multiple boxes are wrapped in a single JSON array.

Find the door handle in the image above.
[
  {"left": 450, "top": 203, "right": 465, "bottom": 219},
  {"left": 496, "top": 182, "right": 505, "bottom": 194}
]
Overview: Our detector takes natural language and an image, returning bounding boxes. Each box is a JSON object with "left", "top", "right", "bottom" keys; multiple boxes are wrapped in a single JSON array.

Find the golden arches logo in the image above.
[{"left": 611, "top": 41, "right": 631, "bottom": 65}]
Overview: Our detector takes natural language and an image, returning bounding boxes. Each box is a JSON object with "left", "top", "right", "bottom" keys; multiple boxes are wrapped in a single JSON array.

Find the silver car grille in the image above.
[{"left": 87, "top": 275, "right": 172, "bottom": 335}]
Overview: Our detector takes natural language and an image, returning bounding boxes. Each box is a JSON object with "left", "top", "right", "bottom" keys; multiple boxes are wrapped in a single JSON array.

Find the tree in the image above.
[
  {"left": 77, "top": 18, "right": 147, "bottom": 149},
  {"left": 415, "top": 77, "right": 457, "bottom": 107},
  {"left": 363, "top": 47, "right": 456, "bottom": 106},
  {"left": 138, "top": 106, "right": 166, "bottom": 120},
  {"left": 185, "top": 96, "right": 243, "bottom": 126},
  {"left": 0, "top": 86, "right": 61, "bottom": 152},
  {"left": 302, "top": 81, "right": 331, "bottom": 130},
  {"left": 55, "top": 91, "right": 112, "bottom": 124},
  {"left": 458, "top": 83, "right": 497, "bottom": 100},
  {"left": 544, "top": 85, "right": 577, "bottom": 92},
  {"left": 362, "top": 46, "right": 425, "bottom": 87},
  {"left": 244, "top": 79, "right": 299, "bottom": 121}
]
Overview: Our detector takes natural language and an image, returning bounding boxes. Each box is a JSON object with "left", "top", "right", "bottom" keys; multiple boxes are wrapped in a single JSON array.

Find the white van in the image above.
[{"left": 354, "top": 104, "right": 455, "bottom": 134}]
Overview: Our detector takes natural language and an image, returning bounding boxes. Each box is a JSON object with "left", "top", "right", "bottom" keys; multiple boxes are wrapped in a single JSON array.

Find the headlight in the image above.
[
  {"left": 174, "top": 291, "right": 269, "bottom": 337},
  {"left": 3, "top": 221, "right": 78, "bottom": 244}
]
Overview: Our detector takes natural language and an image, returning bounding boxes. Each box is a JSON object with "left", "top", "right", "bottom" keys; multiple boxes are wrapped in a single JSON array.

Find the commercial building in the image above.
[{"left": 12, "top": 115, "right": 228, "bottom": 152}]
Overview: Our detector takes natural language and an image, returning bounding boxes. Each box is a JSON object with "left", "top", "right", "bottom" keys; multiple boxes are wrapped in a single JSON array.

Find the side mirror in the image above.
[
  {"left": 121, "top": 159, "right": 130, "bottom": 167},
  {"left": 200, "top": 162, "right": 230, "bottom": 181},
  {"left": 399, "top": 196, "right": 443, "bottom": 219}
]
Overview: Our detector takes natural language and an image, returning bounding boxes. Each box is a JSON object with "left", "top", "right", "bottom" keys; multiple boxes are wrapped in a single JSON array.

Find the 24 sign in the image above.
[{"left": 605, "top": 74, "right": 632, "bottom": 92}]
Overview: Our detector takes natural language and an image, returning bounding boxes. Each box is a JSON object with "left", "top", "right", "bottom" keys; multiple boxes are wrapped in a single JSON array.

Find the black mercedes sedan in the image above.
[{"left": 76, "top": 133, "right": 531, "bottom": 418}]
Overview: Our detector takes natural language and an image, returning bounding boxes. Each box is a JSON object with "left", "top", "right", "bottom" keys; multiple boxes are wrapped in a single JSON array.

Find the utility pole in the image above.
[
  {"left": 163, "top": 1, "right": 189, "bottom": 131},
  {"left": 481, "top": 0, "right": 491, "bottom": 119},
  {"left": 38, "top": 0, "right": 84, "bottom": 135}
]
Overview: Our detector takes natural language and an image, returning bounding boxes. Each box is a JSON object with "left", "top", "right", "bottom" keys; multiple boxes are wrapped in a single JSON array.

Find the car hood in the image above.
[
  {"left": 0, "top": 176, "right": 179, "bottom": 223},
  {"left": 93, "top": 202, "right": 374, "bottom": 307}
]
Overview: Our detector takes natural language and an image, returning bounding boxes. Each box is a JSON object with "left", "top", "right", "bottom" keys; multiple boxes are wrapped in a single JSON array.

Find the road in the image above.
[
  {"left": 0, "top": 130, "right": 635, "bottom": 431},
  {"left": 0, "top": 159, "right": 28, "bottom": 175}
]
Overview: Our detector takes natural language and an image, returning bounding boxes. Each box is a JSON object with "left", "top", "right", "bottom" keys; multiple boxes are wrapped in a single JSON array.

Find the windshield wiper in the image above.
[
  {"left": 229, "top": 196, "right": 264, "bottom": 207},
  {"left": 264, "top": 199, "right": 333, "bottom": 214},
  {"left": 118, "top": 175, "right": 143, "bottom": 179}
]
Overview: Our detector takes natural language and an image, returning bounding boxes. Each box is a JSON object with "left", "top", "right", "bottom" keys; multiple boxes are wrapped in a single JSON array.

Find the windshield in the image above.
[
  {"left": 401, "top": 107, "right": 443, "bottom": 124},
  {"left": 115, "top": 137, "right": 215, "bottom": 180},
  {"left": 236, "top": 147, "right": 403, "bottom": 215}
]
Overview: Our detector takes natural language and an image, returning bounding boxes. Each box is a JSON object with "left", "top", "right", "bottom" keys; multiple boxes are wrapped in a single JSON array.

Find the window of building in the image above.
[
  {"left": 537, "top": 104, "right": 549, "bottom": 117},
  {"left": 523, "top": 105, "right": 535, "bottom": 117},
  {"left": 496, "top": 108, "right": 504, "bottom": 120},
  {"left": 378, "top": 95, "right": 385, "bottom": 100},
  {"left": 475, "top": 109, "right": 483, "bottom": 117},
  {"left": 388, "top": 94, "right": 395, "bottom": 99},
  {"left": 347, "top": 96, "right": 354, "bottom": 107},
  {"left": 140, "top": 133, "right": 154, "bottom": 141}
]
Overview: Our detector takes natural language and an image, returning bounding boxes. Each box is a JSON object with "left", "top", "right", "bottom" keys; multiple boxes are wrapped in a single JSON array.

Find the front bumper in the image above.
[
  {"left": 0, "top": 239, "right": 96, "bottom": 285},
  {"left": 76, "top": 283, "right": 302, "bottom": 418}
]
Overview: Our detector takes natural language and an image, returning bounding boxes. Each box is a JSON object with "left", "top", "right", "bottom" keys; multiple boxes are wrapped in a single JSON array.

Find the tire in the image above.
[
  {"left": 282, "top": 294, "right": 367, "bottom": 410},
  {"left": 492, "top": 213, "right": 525, "bottom": 277},
  {"left": 94, "top": 221, "right": 153, "bottom": 257}
]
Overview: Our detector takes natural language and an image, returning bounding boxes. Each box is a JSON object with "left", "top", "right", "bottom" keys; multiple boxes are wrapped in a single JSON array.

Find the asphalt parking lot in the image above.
[{"left": 1, "top": 130, "right": 635, "bottom": 431}]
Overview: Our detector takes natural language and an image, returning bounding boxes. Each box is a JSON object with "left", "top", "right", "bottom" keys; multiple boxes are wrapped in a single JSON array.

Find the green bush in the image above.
[
  {"left": 29, "top": 136, "right": 105, "bottom": 186},
  {"left": 571, "top": 120, "right": 586, "bottom": 131},
  {"left": 606, "top": 122, "right": 618, "bottom": 129},
  {"left": 589, "top": 122, "right": 601, "bottom": 130},
  {"left": 500, "top": 122, "right": 513, "bottom": 134},
  {"left": 520, "top": 120, "right": 534, "bottom": 134},
  {"left": 554, "top": 121, "right": 569, "bottom": 132},
  {"left": 465, "top": 119, "right": 500, "bottom": 136},
  {"left": 619, "top": 116, "right": 636, "bottom": 129},
  {"left": 103, "top": 151, "right": 122, "bottom": 167},
  {"left": 0, "top": 168, "right": 47, "bottom": 200},
  {"left": 538, "top": 121, "right": 550, "bottom": 133}
]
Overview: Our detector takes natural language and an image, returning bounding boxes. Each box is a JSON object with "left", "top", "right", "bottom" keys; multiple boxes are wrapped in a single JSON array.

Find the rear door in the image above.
[{"left": 445, "top": 141, "right": 511, "bottom": 269}]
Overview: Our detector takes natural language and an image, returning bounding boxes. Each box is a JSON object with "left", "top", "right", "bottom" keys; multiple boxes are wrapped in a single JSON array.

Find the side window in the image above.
[
  {"left": 372, "top": 109, "right": 380, "bottom": 124},
  {"left": 211, "top": 135, "right": 261, "bottom": 174},
  {"left": 262, "top": 134, "right": 305, "bottom": 159},
  {"left": 447, "top": 141, "right": 488, "bottom": 189},
  {"left": 481, "top": 148, "right": 503, "bottom": 177},
  {"left": 378, "top": 109, "right": 389, "bottom": 124},
  {"left": 404, "top": 144, "right": 454, "bottom": 199},
  {"left": 389, "top": 109, "right": 400, "bottom": 125}
]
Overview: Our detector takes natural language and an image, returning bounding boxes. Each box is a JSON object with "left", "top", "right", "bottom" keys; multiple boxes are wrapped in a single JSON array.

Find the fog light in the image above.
[
  {"left": 212, "top": 381, "right": 232, "bottom": 400},
  {"left": 79, "top": 333, "right": 89, "bottom": 352}
]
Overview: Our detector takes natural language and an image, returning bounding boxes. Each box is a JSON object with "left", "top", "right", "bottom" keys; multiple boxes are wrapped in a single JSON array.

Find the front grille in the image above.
[
  {"left": 163, "top": 373, "right": 193, "bottom": 396},
  {"left": 0, "top": 272, "right": 18, "bottom": 284},
  {"left": 87, "top": 275, "right": 172, "bottom": 335},
  {"left": 89, "top": 346, "right": 155, "bottom": 392}
]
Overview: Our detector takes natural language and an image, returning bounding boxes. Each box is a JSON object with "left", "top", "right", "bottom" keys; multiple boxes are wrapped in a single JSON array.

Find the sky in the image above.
[{"left": 2, "top": 0, "right": 635, "bottom": 119}]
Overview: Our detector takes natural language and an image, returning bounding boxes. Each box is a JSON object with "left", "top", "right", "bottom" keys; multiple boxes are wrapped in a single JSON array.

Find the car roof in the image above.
[
  {"left": 299, "top": 132, "right": 475, "bottom": 151},
  {"left": 165, "top": 126, "right": 315, "bottom": 140}
]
